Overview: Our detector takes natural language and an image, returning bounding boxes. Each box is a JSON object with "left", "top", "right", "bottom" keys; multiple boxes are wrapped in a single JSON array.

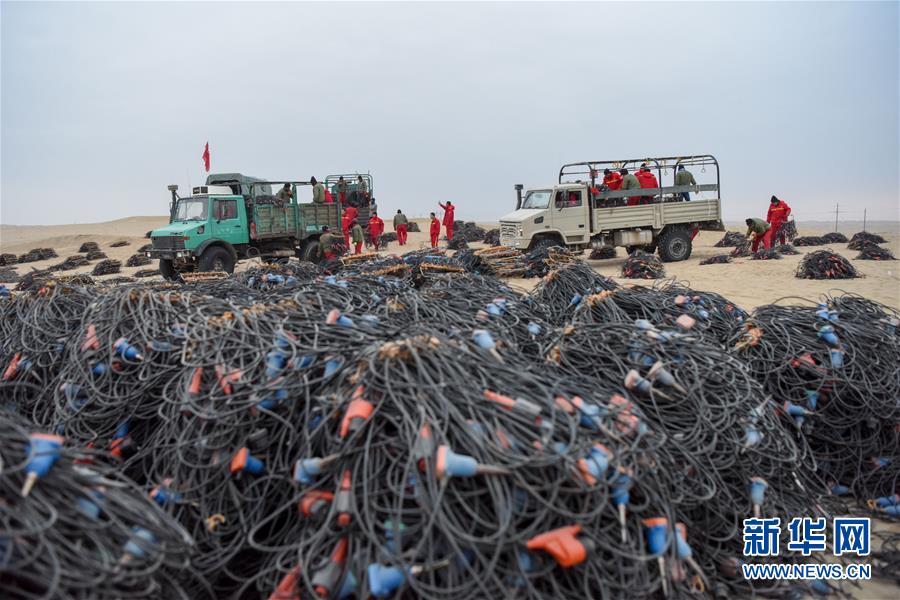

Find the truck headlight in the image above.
[
  {"left": 176, "top": 252, "right": 183, "bottom": 258},
  {"left": 516, "top": 226, "right": 523, "bottom": 237}
]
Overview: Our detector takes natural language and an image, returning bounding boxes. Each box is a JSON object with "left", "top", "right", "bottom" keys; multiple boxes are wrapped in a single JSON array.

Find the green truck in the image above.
[{"left": 147, "top": 173, "right": 350, "bottom": 279}]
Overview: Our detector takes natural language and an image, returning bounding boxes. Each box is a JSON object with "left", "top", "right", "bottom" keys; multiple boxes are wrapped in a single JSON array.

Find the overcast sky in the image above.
[{"left": 2, "top": 1, "right": 898, "bottom": 225}]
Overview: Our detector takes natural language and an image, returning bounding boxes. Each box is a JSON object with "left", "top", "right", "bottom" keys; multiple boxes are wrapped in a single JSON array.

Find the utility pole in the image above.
[
  {"left": 863, "top": 208, "right": 867, "bottom": 232},
  {"left": 834, "top": 203, "right": 839, "bottom": 232}
]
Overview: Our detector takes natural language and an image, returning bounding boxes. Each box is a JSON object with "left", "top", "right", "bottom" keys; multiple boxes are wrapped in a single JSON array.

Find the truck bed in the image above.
[
  {"left": 592, "top": 198, "right": 723, "bottom": 232},
  {"left": 252, "top": 203, "right": 343, "bottom": 240}
]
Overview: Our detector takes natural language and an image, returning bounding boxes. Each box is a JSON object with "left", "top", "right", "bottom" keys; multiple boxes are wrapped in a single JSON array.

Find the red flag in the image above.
[{"left": 202, "top": 142, "right": 210, "bottom": 172}]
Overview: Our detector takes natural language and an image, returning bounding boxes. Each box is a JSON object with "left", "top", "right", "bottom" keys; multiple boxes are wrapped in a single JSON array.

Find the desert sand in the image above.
[{"left": 2, "top": 217, "right": 898, "bottom": 311}]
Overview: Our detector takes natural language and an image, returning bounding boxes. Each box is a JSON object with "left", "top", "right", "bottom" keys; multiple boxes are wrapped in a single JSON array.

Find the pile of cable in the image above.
[
  {"left": 588, "top": 247, "right": 616, "bottom": 260},
  {"left": 775, "top": 219, "right": 798, "bottom": 241},
  {"left": 847, "top": 231, "right": 887, "bottom": 250},
  {"left": 138, "top": 243, "right": 153, "bottom": 252},
  {"left": 545, "top": 319, "right": 839, "bottom": 598},
  {"left": 86, "top": 250, "right": 109, "bottom": 261},
  {"left": 0, "top": 267, "right": 21, "bottom": 282},
  {"left": 243, "top": 328, "right": 694, "bottom": 600},
  {"left": 699, "top": 255, "right": 731, "bottom": 265},
  {"left": 381, "top": 232, "right": 398, "bottom": 243},
  {"left": 774, "top": 243, "right": 800, "bottom": 255},
  {"left": 452, "top": 221, "right": 487, "bottom": 242},
  {"left": 530, "top": 262, "right": 617, "bottom": 324},
  {"left": 92, "top": 259, "right": 123, "bottom": 276},
  {"left": 713, "top": 231, "right": 744, "bottom": 247},
  {"left": 569, "top": 281, "right": 747, "bottom": 348},
  {"left": 446, "top": 237, "right": 469, "bottom": 251},
  {"left": 795, "top": 250, "right": 861, "bottom": 279},
  {"left": 751, "top": 248, "right": 782, "bottom": 260},
  {"left": 240, "top": 261, "right": 323, "bottom": 290},
  {"left": 110, "top": 240, "right": 131, "bottom": 248},
  {"left": 1, "top": 252, "right": 19, "bottom": 265},
  {"left": 407, "top": 221, "right": 421, "bottom": 232},
  {"left": 855, "top": 245, "right": 896, "bottom": 260},
  {"left": 134, "top": 269, "right": 161, "bottom": 278},
  {"left": 793, "top": 236, "right": 826, "bottom": 247},
  {"left": 621, "top": 251, "right": 665, "bottom": 279},
  {"left": 79, "top": 241, "right": 100, "bottom": 253},
  {"left": 821, "top": 232, "right": 848, "bottom": 244},
  {"left": 456, "top": 246, "right": 568, "bottom": 279},
  {"left": 51, "top": 254, "right": 91, "bottom": 271},
  {"left": 18, "top": 247, "right": 58, "bottom": 263},
  {"left": 482, "top": 228, "right": 500, "bottom": 246},
  {"left": 0, "top": 410, "right": 204, "bottom": 599},
  {"left": 729, "top": 294, "right": 900, "bottom": 498},
  {"left": 729, "top": 239, "right": 752, "bottom": 257},
  {"left": 127, "top": 253, "right": 153, "bottom": 267}
]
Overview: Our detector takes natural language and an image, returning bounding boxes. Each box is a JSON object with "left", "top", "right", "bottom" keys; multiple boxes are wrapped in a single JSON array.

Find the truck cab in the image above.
[
  {"left": 499, "top": 155, "right": 724, "bottom": 262},
  {"left": 147, "top": 173, "right": 342, "bottom": 279}
]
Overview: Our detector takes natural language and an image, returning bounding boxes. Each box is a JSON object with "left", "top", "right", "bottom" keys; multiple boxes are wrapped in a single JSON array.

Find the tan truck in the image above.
[{"left": 499, "top": 155, "right": 724, "bottom": 262}]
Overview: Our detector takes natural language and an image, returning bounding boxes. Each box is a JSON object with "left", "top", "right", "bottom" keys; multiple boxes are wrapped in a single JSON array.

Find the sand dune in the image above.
[{"left": 2, "top": 217, "right": 898, "bottom": 310}]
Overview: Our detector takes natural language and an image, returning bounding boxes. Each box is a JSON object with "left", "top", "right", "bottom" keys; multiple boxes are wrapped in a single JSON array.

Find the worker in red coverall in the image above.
[
  {"left": 341, "top": 212, "right": 352, "bottom": 247},
  {"left": 636, "top": 167, "right": 659, "bottom": 205},
  {"left": 429, "top": 212, "right": 441, "bottom": 248},
  {"left": 368, "top": 212, "right": 385, "bottom": 250},
  {"left": 439, "top": 201, "right": 455, "bottom": 241},
  {"left": 746, "top": 218, "right": 772, "bottom": 252},
  {"left": 766, "top": 195, "right": 792, "bottom": 245},
  {"left": 603, "top": 168, "right": 623, "bottom": 191}
]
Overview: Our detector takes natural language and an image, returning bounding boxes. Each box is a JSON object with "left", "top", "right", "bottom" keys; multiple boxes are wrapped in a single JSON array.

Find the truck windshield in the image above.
[
  {"left": 173, "top": 198, "right": 208, "bottom": 221},
  {"left": 522, "top": 191, "right": 551, "bottom": 209}
]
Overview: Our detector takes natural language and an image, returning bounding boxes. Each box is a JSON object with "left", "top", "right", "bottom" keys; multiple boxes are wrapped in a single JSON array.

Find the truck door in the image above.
[
  {"left": 210, "top": 197, "right": 245, "bottom": 243},
  {"left": 551, "top": 189, "right": 589, "bottom": 244}
]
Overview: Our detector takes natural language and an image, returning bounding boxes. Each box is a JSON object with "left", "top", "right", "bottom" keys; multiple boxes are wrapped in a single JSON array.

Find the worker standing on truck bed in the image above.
[
  {"left": 766, "top": 196, "right": 792, "bottom": 245},
  {"left": 337, "top": 176, "right": 348, "bottom": 205},
  {"left": 319, "top": 226, "right": 337, "bottom": 260},
  {"left": 341, "top": 211, "right": 352, "bottom": 248},
  {"left": 745, "top": 217, "right": 772, "bottom": 252},
  {"left": 311, "top": 177, "right": 325, "bottom": 203},
  {"left": 620, "top": 169, "right": 642, "bottom": 207},
  {"left": 393, "top": 210, "right": 409, "bottom": 246},
  {"left": 357, "top": 175, "right": 369, "bottom": 202},
  {"left": 439, "top": 201, "right": 455, "bottom": 240},
  {"left": 350, "top": 220, "right": 364, "bottom": 255},
  {"left": 276, "top": 183, "right": 293, "bottom": 203},
  {"left": 603, "top": 168, "right": 623, "bottom": 190},
  {"left": 636, "top": 166, "right": 659, "bottom": 205},
  {"left": 368, "top": 212, "right": 385, "bottom": 250},
  {"left": 429, "top": 213, "right": 440, "bottom": 248},
  {"left": 675, "top": 165, "right": 697, "bottom": 201}
]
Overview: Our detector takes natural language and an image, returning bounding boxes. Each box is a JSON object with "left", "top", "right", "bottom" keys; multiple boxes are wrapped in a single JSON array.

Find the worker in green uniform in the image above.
[
  {"left": 319, "top": 225, "right": 337, "bottom": 260},
  {"left": 276, "top": 183, "right": 293, "bottom": 203},
  {"left": 620, "top": 168, "right": 642, "bottom": 207},
  {"left": 350, "top": 219, "right": 365, "bottom": 255},
  {"left": 674, "top": 166, "right": 697, "bottom": 201},
  {"left": 393, "top": 210, "right": 409, "bottom": 246},
  {"left": 745, "top": 217, "right": 772, "bottom": 252},
  {"left": 311, "top": 176, "right": 325, "bottom": 204}
]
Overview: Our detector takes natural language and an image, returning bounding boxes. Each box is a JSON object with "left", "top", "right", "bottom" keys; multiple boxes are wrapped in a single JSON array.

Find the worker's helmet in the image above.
[
  {"left": 745, "top": 218, "right": 753, "bottom": 225},
  {"left": 603, "top": 168, "right": 611, "bottom": 175},
  {"left": 771, "top": 195, "right": 779, "bottom": 204}
]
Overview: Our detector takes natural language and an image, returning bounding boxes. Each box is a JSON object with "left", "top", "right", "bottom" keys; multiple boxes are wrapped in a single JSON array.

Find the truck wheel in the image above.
[
  {"left": 159, "top": 259, "right": 177, "bottom": 281},
  {"left": 657, "top": 227, "right": 692, "bottom": 262},
  {"left": 198, "top": 246, "right": 235, "bottom": 273},
  {"left": 301, "top": 240, "right": 320, "bottom": 263}
]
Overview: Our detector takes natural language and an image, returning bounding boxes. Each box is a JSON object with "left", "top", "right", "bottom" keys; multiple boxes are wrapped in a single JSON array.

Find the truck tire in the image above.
[
  {"left": 198, "top": 246, "right": 235, "bottom": 273},
  {"left": 657, "top": 227, "right": 692, "bottom": 262},
  {"left": 301, "top": 240, "right": 320, "bottom": 263},
  {"left": 159, "top": 259, "right": 177, "bottom": 281}
]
